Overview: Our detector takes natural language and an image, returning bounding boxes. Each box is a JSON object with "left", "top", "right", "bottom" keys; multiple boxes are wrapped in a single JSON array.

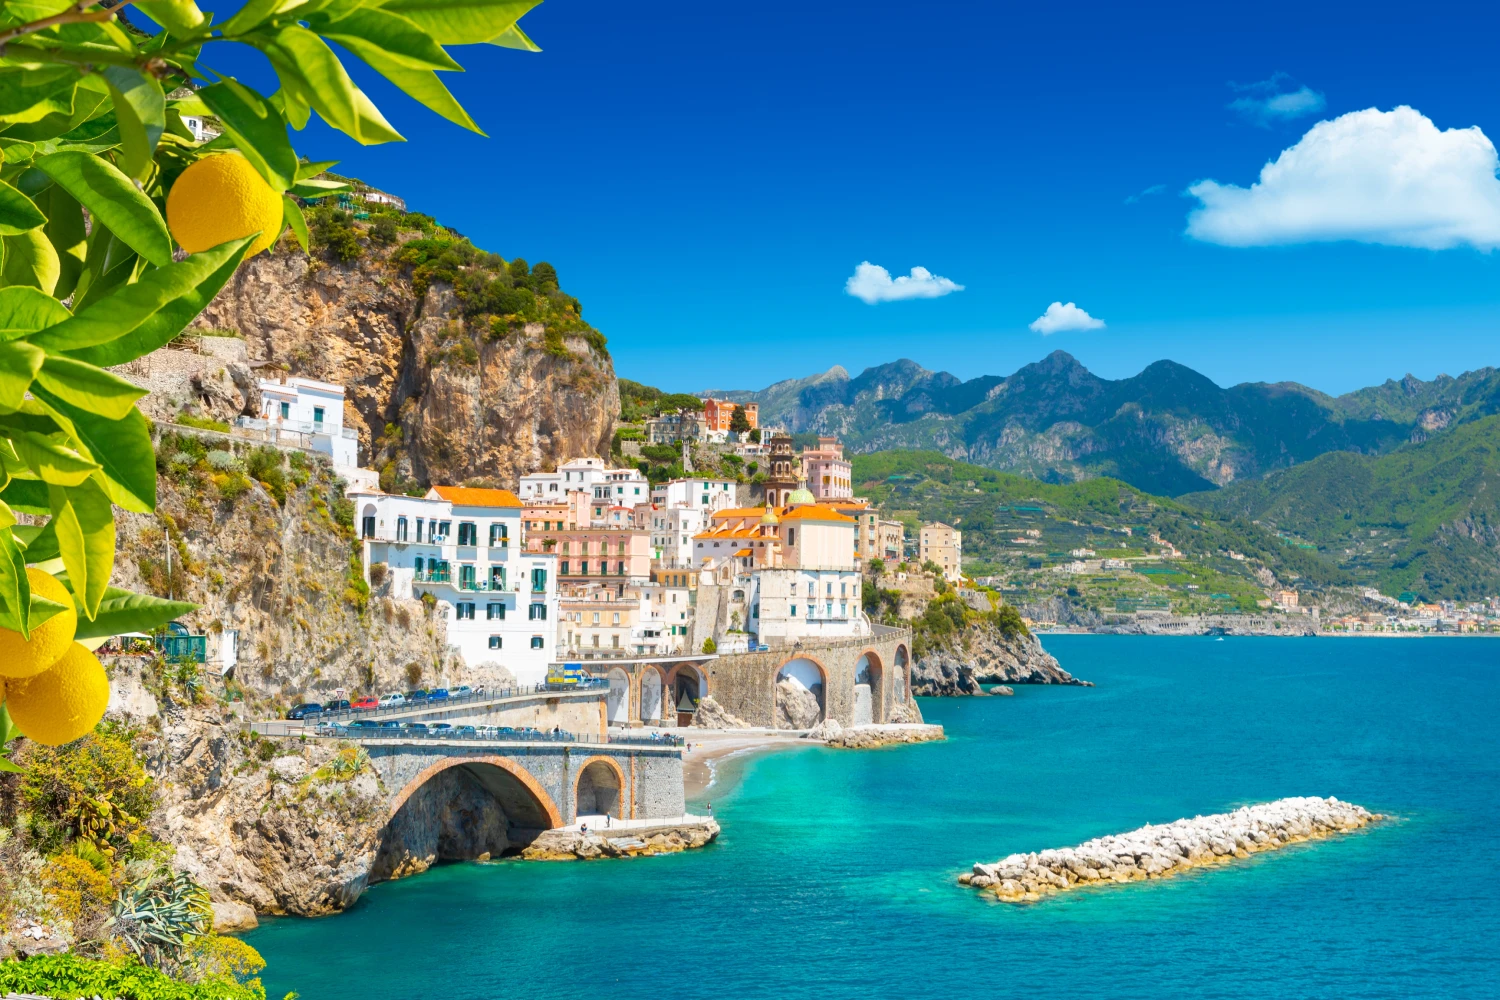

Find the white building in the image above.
[
  {"left": 650, "top": 505, "right": 705, "bottom": 569},
  {"left": 353, "top": 485, "right": 559, "bottom": 685},
  {"left": 244, "top": 376, "right": 359, "bottom": 469},
  {"left": 650, "top": 477, "right": 737, "bottom": 513},
  {"left": 518, "top": 457, "right": 649, "bottom": 506}
]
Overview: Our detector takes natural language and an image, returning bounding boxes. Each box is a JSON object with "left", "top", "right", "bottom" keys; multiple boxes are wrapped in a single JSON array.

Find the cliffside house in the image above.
[
  {"left": 518, "top": 457, "right": 648, "bottom": 505},
  {"left": 239, "top": 376, "right": 359, "bottom": 470},
  {"left": 701, "top": 398, "right": 758, "bottom": 435},
  {"left": 352, "top": 485, "right": 560, "bottom": 684},
  {"left": 919, "top": 522, "right": 964, "bottom": 583}
]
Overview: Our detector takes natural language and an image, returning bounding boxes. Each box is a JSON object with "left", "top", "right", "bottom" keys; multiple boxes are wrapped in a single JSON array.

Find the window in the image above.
[
  {"left": 487, "top": 603, "right": 504, "bottom": 620},
  {"left": 561, "top": 561, "right": 570, "bottom": 575},
  {"left": 361, "top": 516, "right": 375, "bottom": 539},
  {"left": 415, "top": 556, "right": 424, "bottom": 574},
  {"left": 840, "top": 602, "right": 847, "bottom": 617},
  {"left": 827, "top": 582, "right": 833, "bottom": 596},
  {"left": 488, "top": 636, "right": 502, "bottom": 650},
  {"left": 592, "top": 612, "right": 601, "bottom": 625},
  {"left": 491, "top": 567, "right": 506, "bottom": 589},
  {"left": 531, "top": 567, "right": 547, "bottom": 591},
  {"left": 456, "top": 602, "right": 475, "bottom": 620},
  {"left": 530, "top": 636, "right": 544, "bottom": 649},
  {"left": 617, "top": 561, "right": 625, "bottom": 576},
  {"left": 279, "top": 401, "right": 290, "bottom": 419},
  {"left": 415, "top": 517, "right": 424, "bottom": 540},
  {"left": 459, "top": 564, "right": 475, "bottom": 590},
  {"left": 457, "top": 522, "right": 477, "bottom": 546},
  {"left": 826, "top": 602, "right": 833, "bottom": 616},
  {"left": 612, "top": 634, "right": 621, "bottom": 648},
  {"left": 580, "top": 560, "right": 589, "bottom": 575},
  {"left": 313, "top": 406, "right": 325, "bottom": 425},
  {"left": 396, "top": 517, "right": 408, "bottom": 541},
  {"left": 790, "top": 604, "right": 797, "bottom": 616},
  {"left": 490, "top": 523, "right": 508, "bottom": 546},
  {"left": 612, "top": 611, "right": 621, "bottom": 625},
  {"left": 529, "top": 603, "right": 547, "bottom": 620},
  {"left": 787, "top": 528, "right": 795, "bottom": 546}
]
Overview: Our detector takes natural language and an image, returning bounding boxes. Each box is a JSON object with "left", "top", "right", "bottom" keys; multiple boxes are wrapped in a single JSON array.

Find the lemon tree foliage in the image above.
[{"left": 0, "top": 0, "right": 539, "bottom": 751}]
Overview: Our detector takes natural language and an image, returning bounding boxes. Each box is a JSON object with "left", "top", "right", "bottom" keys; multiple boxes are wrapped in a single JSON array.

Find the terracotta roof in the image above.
[
  {"left": 693, "top": 526, "right": 771, "bottom": 540},
  {"left": 430, "top": 485, "right": 524, "bottom": 508},
  {"left": 778, "top": 505, "right": 856, "bottom": 523},
  {"left": 734, "top": 548, "right": 753, "bottom": 557},
  {"left": 710, "top": 507, "right": 771, "bottom": 520}
]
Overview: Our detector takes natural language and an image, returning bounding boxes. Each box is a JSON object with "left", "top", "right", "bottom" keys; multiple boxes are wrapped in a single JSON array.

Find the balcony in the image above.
[{"left": 414, "top": 569, "right": 452, "bottom": 584}]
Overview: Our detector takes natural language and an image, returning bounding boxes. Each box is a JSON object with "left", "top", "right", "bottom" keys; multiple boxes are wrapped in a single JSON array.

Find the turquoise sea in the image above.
[{"left": 247, "top": 636, "right": 1500, "bottom": 999}]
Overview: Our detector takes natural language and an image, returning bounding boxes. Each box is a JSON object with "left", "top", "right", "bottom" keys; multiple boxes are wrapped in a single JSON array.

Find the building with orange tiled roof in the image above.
[{"left": 348, "top": 483, "right": 559, "bottom": 684}]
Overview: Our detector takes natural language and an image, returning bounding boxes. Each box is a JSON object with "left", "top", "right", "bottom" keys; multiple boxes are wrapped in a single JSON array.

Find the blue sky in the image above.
[{"left": 192, "top": 0, "right": 1500, "bottom": 395}]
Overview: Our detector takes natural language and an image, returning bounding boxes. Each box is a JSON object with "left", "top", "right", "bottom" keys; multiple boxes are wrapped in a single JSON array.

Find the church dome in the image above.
[
  {"left": 759, "top": 506, "right": 780, "bottom": 525},
  {"left": 787, "top": 486, "right": 815, "bottom": 506}
]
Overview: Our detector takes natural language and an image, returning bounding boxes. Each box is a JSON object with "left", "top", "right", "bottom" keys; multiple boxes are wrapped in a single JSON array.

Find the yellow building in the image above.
[{"left": 919, "top": 521, "right": 963, "bottom": 582}]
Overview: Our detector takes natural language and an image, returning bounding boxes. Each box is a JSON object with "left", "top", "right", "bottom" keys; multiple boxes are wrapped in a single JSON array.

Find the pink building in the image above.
[{"left": 801, "top": 436, "right": 853, "bottom": 500}]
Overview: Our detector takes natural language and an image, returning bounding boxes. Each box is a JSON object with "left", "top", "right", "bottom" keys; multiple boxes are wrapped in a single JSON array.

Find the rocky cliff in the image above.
[
  {"left": 911, "top": 624, "right": 1089, "bottom": 695},
  {"left": 186, "top": 232, "right": 617, "bottom": 490}
]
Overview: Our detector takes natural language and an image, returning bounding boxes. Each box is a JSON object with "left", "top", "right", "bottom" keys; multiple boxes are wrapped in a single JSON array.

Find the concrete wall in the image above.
[
  {"left": 380, "top": 689, "right": 606, "bottom": 739},
  {"left": 366, "top": 740, "right": 684, "bottom": 828},
  {"left": 700, "top": 627, "right": 912, "bottom": 728}
]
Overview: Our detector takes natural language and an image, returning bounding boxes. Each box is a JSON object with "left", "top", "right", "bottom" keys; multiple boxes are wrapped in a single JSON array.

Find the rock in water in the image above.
[
  {"left": 691, "top": 696, "right": 751, "bottom": 728},
  {"left": 774, "top": 677, "right": 822, "bottom": 729},
  {"left": 912, "top": 622, "right": 1090, "bottom": 695},
  {"left": 962, "top": 796, "right": 1383, "bottom": 902},
  {"left": 805, "top": 718, "right": 844, "bottom": 741}
]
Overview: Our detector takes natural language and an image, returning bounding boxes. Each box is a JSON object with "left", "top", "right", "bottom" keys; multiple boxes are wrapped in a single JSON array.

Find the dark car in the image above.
[
  {"left": 427, "top": 723, "right": 453, "bottom": 734},
  {"left": 400, "top": 723, "right": 429, "bottom": 734},
  {"left": 349, "top": 719, "right": 380, "bottom": 730},
  {"left": 428, "top": 688, "right": 450, "bottom": 701},
  {"left": 379, "top": 720, "right": 402, "bottom": 729},
  {"left": 323, "top": 699, "right": 351, "bottom": 712},
  {"left": 452, "top": 726, "right": 477, "bottom": 737},
  {"left": 286, "top": 703, "right": 323, "bottom": 720},
  {"left": 405, "top": 689, "right": 429, "bottom": 703}
]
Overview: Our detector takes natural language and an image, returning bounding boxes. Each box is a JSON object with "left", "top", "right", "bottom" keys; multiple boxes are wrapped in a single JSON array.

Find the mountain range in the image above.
[{"left": 709, "top": 352, "right": 1500, "bottom": 498}]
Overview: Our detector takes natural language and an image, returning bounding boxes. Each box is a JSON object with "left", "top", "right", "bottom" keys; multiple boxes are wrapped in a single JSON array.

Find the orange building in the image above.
[{"left": 702, "top": 398, "right": 758, "bottom": 433}]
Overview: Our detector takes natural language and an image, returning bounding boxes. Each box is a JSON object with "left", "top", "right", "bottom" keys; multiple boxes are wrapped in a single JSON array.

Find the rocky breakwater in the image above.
[
  {"left": 522, "top": 818, "right": 720, "bottom": 860},
  {"left": 913, "top": 622, "right": 1090, "bottom": 696},
  {"left": 807, "top": 718, "right": 945, "bottom": 748},
  {"left": 961, "top": 797, "right": 1382, "bottom": 902}
]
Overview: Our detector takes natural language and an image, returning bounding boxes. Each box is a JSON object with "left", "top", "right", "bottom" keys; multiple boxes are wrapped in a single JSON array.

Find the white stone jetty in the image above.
[{"left": 961, "top": 796, "right": 1383, "bottom": 902}]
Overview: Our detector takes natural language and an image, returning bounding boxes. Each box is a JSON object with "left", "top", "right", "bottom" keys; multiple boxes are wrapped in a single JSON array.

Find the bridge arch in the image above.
[
  {"left": 854, "top": 651, "right": 883, "bottom": 725},
  {"left": 667, "top": 662, "right": 708, "bottom": 725},
  {"left": 387, "top": 755, "right": 563, "bottom": 830},
  {"left": 894, "top": 643, "right": 910, "bottom": 701},
  {"left": 773, "top": 656, "right": 827, "bottom": 729},
  {"left": 574, "top": 755, "right": 626, "bottom": 820},
  {"left": 639, "top": 665, "right": 665, "bottom": 724},
  {"left": 605, "top": 667, "right": 630, "bottom": 726}
]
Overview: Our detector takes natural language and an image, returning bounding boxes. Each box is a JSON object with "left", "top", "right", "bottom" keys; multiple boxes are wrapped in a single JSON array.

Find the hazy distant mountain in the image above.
[{"left": 709, "top": 352, "right": 1500, "bottom": 497}]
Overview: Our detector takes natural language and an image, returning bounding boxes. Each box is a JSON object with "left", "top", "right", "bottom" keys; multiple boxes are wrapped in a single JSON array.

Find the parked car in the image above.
[
  {"left": 451, "top": 685, "right": 473, "bottom": 697},
  {"left": 378, "top": 693, "right": 406, "bottom": 708},
  {"left": 405, "top": 689, "right": 429, "bottom": 703},
  {"left": 323, "top": 699, "right": 351, "bottom": 712},
  {"left": 349, "top": 719, "right": 380, "bottom": 730},
  {"left": 427, "top": 723, "right": 453, "bottom": 734},
  {"left": 379, "top": 720, "right": 402, "bottom": 729},
  {"left": 428, "top": 688, "right": 449, "bottom": 701},
  {"left": 351, "top": 697, "right": 379, "bottom": 711},
  {"left": 400, "top": 722, "right": 429, "bottom": 733},
  {"left": 452, "top": 726, "right": 477, "bottom": 737},
  {"left": 286, "top": 703, "right": 323, "bottom": 720}
]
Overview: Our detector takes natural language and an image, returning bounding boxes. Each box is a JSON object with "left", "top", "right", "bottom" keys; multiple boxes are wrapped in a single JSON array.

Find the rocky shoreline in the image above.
[
  {"left": 806, "top": 719, "right": 945, "bottom": 748},
  {"left": 522, "top": 818, "right": 720, "bottom": 860},
  {"left": 912, "top": 623, "right": 1090, "bottom": 695},
  {"left": 961, "top": 796, "right": 1382, "bottom": 902}
]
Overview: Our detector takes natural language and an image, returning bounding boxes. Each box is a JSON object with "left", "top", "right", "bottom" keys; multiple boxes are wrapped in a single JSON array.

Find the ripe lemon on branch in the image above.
[
  {"left": 166, "top": 153, "right": 285, "bottom": 258},
  {"left": 4, "top": 643, "right": 110, "bottom": 747},
  {"left": 0, "top": 569, "right": 78, "bottom": 680}
]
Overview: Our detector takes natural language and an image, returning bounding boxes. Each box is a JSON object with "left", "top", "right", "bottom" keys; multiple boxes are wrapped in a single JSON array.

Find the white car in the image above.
[{"left": 378, "top": 693, "right": 406, "bottom": 708}]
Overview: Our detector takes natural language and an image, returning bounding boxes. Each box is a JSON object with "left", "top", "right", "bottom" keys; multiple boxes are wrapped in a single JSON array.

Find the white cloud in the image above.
[
  {"left": 1124, "top": 183, "right": 1166, "bottom": 205},
  {"left": 1029, "top": 302, "right": 1105, "bottom": 335},
  {"left": 1228, "top": 74, "right": 1326, "bottom": 127},
  {"left": 844, "top": 262, "right": 964, "bottom": 304},
  {"left": 1187, "top": 106, "right": 1500, "bottom": 250}
]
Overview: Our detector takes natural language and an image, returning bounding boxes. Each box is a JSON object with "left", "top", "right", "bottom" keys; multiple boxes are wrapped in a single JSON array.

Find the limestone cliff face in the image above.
[
  {"left": 189, "top": 244, "right": 617, "bottom": 488},
  {"left": 911, "top": 625, "right": 1088, "bottom": 695}
]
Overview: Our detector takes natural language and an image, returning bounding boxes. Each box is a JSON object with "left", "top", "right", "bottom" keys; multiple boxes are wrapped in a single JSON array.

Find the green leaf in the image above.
[
  {"left": 9, "top": 429, "right": 99, "bottom": 486},
  {"left": 0, "top": 477, "right": 49, "bottom": 515},
  {"left": 72, "top": 586, "right": 198, "bottom": 640},
  {"left": 289, "top": 176, "right": 350, "bottom": 199},
  {"left": 488, "top": 21, "right": 540, "bottom": 50},
  {"left": 0, "top": 67, "right": 77, "bottom": 125},
  {"left": 40, "top": 184, "right": 86, "bottom": 300},
  {"left": 218, "top": 0, "right": 285, "bottom": 34},
  {"left": 34, "top": 355, "right": 147, "bottom": 420},
  {"left": 260, "top": 26, "right": 404, "bottom": 144},
  {"left": 269, "top": 87, "right": 311, "bottom": 131},
  {"left": 103, "top": 67, "right": 167, "bottom": 181},
  {"left": 12, "top": 518, "right": 61, "bottom": 563},
  {"left": 0, "top": 340, "right": 45, "bottom": 409},
  {"left": 196, "top": 79, "right": 298, "bottom": 191},
  {"left": 349, "top": 55, "right": 481, "bottom": 134},
  {"left": 0, "top": 286, "right": 68, "bottom": 341},
  {"left": 135, "top": 0, "right": 208, "bottom": 36},
  {"left": 0, "top": 177, "right": 46, "bottom": 236},
  {"left": 318, "top": 7, "right": 462, "bottom": 70},
  {"left": 35, "top": 151, "right": 173, "bottom": 267},
  {"left": 1, "top": 229, "right": 60, "bottom": 295},
  {"left": 30, "top": 388, "right": 156, "bottom": 512},
  {"left": 295, "top": 159, "right": 339, "bottom": 180},
  {"left": 379, "top": 0, "right": 538, "bottom": 45},
  {"left": 0, "top": 84, "right": 108, "bottom": 145},
  {"left": 48, "top": 478, "right": 113, "bottom": 619},
  {"left": 31, "top": 236, "right": 253, "bottom": 365},
  {"left": 0, "top": 139, "right": 37, "bottom": 165},
  {"left": 0, "top": 528, "right": 31, "bottom": 636},
  {"left": 283, "top": 194, "right": 309, "bottom": 252}
]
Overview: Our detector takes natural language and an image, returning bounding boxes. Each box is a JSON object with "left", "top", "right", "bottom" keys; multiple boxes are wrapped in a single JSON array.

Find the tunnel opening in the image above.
[
  {"left": 774, "top": 657, "right": 825, "bottom": 730},
  {"left": 575, "top": 758, "right": 624, "bottom": 821}
]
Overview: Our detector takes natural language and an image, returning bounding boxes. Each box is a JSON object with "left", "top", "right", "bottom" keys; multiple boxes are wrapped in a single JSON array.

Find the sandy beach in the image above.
[{"left": 674, "top": 729, "right": 817, "bottom": 798}]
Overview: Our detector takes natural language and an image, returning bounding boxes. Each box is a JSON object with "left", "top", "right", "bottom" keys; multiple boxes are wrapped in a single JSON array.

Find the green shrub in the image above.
[
  {"left": 0, "top": 954, "right": 268, "bottom": 1000},
  {"left": 175, "top": 414, "right": 230, "bottom": 433}
]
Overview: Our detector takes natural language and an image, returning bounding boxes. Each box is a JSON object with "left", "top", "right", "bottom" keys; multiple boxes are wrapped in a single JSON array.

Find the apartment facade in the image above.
[
  {"left": 353, "top": 485, "right": 559, "bottom": 684},
  {"left": 518, "top": 458, "right": 648, "bottom": 504},
  {"left": 802, "top": 436, "right": 853, "bottom": 501},
  {"left": 919, "top": 521, "right": 964, "bottom": 582},
  {"left": 649, "top": 504, "right": 705, "bottom": 569},
  {"left": 650, "top": 477, "right": 737, "bottom": 513},
  {"left": 246, "top": 376, "right": 359, "bottom": 468},
  {"left": 702, "top": 398, "right": 758, "bottom": 434}
]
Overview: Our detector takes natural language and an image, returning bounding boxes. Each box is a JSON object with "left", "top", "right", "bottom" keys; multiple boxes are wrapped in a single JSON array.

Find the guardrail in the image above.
[
  {"left": 299, "top": 723, "right": 685, "bottom": 748},
  {"left": 286, "top": 680, "right": 609, "bottom": 725}
]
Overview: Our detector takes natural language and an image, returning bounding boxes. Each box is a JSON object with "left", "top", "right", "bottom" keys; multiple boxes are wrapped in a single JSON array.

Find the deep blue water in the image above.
[{"left": 247, "top": 637, "right": 1500, "bottom": 999}]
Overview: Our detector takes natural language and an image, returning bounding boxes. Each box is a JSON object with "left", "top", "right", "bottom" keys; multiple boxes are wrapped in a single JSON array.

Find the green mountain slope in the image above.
[{"left": 1183, "top": 416, "right": 1500, "bottom": 600}]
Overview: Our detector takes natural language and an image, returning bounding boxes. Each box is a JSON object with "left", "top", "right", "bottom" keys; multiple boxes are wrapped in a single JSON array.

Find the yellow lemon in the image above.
[
  {"left": 6, "top": 643, "right": 109, "bottom": 746},
  {"left": 0, "top": 568, "right": 78, "bottom": 679},
  {"left": 166, "top": 152, "right": 285, "bottom": 258}
]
